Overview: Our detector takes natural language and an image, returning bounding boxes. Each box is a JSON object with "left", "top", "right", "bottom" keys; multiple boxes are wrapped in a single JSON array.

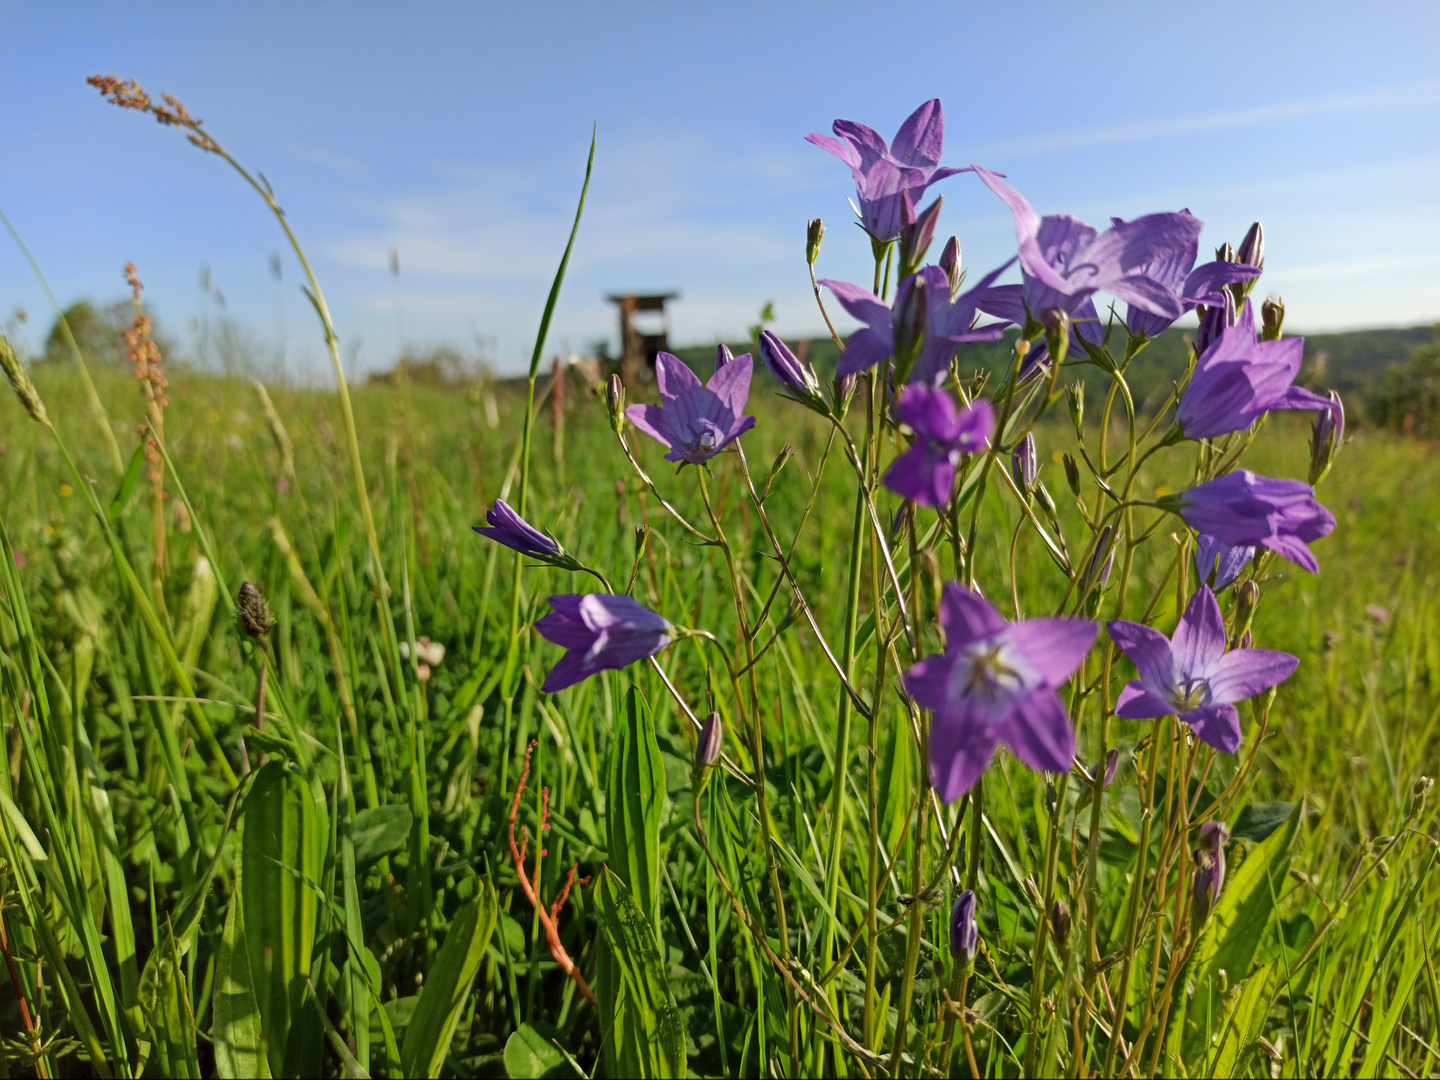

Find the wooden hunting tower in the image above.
[{"left": 608, "top": 292, "right": 678, "bottom": 386}]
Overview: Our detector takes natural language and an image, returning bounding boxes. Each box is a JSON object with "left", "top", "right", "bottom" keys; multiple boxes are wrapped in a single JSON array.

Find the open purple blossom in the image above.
[
  {"left": 905, "top": 584, "right": 1096, "bottom": 802},
  {"left": 806, "top": 99, "right": 969, "bottom": 242},
  {"left": 1170, "top": 470, "right": 1335, "bottom": 573},
  {"left": 1108, "top": 585, "right": 1298, "bottom": 752},
  {"left": 822, "top": 261, "right": 1011, "bottom": 385},
  {"left": 626, "top": 351, "right": 756, "bottom": 464},
  {"left": 883, "top": 386, "right": 993, "bottom": 507},
  {"left": 474, "top": 499, "right": 563, "bottom": 561},
  {"left": 972, "top": 164, "right": 1200, "bottom": 324},
  {"left": 976, "top": 288, "right": 1103, "bottom": 374},
  {"left": 1177, "top": 301, "right": 1334, "bottom": 439},
  {"left": 1195, "top": 534, "right": 1255, "bottom": 590},
  {"left": 535, "top": 593, "right": 674, "bottom": 692},
  {"left": 1121, "top": 214, "right": 1260, "bottom": 340}
]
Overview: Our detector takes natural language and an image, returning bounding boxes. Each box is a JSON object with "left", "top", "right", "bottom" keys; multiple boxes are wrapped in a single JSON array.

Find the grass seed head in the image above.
[
  {"left": 237, "top": 581, "right": 274, "bottom": 639},
  {"left": 0, "top": 330, "right": 48, "bottom": 425}
]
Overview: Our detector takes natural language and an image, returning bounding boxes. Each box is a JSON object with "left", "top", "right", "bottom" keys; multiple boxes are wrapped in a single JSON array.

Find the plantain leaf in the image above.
[
  {"left": 503, "top": 1021, "right": 573, "bottom": 1078},
  {"left": 401, "top": 881, "right": 498, "bottom": 1078},
  {"left": 213, "top": 878, "right": 271, "bottom": 1079},
  {"left": 350, "top": 804, "right": 413, "bottom": 869},
  {"left": 595, "top": 867, "right": 686, "bottom": 1078}
]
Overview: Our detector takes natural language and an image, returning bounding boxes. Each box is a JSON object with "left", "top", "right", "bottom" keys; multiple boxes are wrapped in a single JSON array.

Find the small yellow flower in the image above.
[
  {"left": 206, "top": 409, "right": 221, "bottom": 424},
  {"left": 58, "top": 484, "right": 73, "bottom": 498},
  {"left": 1155, "top": 485, "right": 1173, "bottom": 498},
  {"left": 1051, "top": 450, "right": 1066, "bottom": 464}
]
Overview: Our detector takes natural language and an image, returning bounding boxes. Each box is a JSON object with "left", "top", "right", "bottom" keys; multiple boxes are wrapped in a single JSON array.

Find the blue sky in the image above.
[{"left": 2, "top": 2, "right": 1438, "bottom": 378}]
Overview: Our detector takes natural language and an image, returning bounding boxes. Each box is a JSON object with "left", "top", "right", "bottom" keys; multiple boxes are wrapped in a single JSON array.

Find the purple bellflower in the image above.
[
  {"left": 905, "top": 583, "right": 1096, "bottom": 802},
  {"left": 1171, "top": 470, "right": 1335, "bottom": 573},
  {"left": 806, "top": 99, "right": 969, "bottom": 242},
  {"left": 950, "top": 890, "right": 979, "bottom": 963},
  {"left": 626, "top": 351, "right": 756, "bottom": 464},
  {"left": 1107, "top": 585, "right": 1298, "bottom": 753},
  {"left": 1122, "top": 215, "right": 1260, "bottom": 340},
  {"left": 822, "top": 261, "right": 1011, "bottom": 385},
  {"left": 535, "top": 593, "right": 674, "bottom": 693},
  {"left": 1191, "top": 822, "right": 1230, "bottom": 933},
  {"left": 1195, "top": 534, "right": 1255, "bottom": 590},
  {"left": 759, "top": 331, "right": 824, "bottom": 405},
  {"left": 883, "top": 386, "right": 994, "bottom": 507},
  {"left": 474, "top": 499, "right": 563, "bottom": 561},
  {"left": 1176, "top": 301, "right": 1334, "bottom": 439},
  {"left": 972, "top": 164, "right": 1201, "bottom": 324}
]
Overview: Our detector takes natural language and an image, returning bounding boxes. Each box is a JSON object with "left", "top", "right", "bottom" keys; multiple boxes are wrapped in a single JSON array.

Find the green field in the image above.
[{"left": 1, "top": 342, "right": 1437, "bottom": 1076}]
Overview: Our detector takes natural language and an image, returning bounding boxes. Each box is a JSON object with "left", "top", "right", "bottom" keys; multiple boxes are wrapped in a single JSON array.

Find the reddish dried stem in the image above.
[{"left": 508, "top": 741, "right": 597, "bottom": 1007}]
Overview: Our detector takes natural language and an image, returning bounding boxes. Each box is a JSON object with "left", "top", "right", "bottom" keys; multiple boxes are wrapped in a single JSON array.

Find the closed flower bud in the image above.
[
  {"left": 1063, "top": 453, "right": 1082, "bottom": 497},
  {"left": 1235, "top": 579, "right": 1261, "bottom": 629},
  {"left": 1238, "top": 628, "right": 1252, "bottom": 650},
  {"left": 950, "top": 890, "right": 979, "bottom": 967},
  {"left": 1066, "top": 381, "right": 1085, "bottom": 432},
  {"left": 1081, "top": 526, "right": 1114, "bottom": 604},
  {"left": 1411, "top": 776, "right": 1433, "bottom": 819},
  {"left": 900, "top": 196, "right": 942, "bottom": 280},
  {"left": 1042, "top": 308, "right": 1070, "bottom": 368},
  {"left": 1216, "top": 241, "right": 1236, "bottom": 264},
  {"left": 237, "top": 581, "right": 274, "bottom": 639},
  {"left": 1049, "top": 899, "right": 1071, "bottom": 950},
  {"left": 1102, "top": 748, "right": 1120, "bottom": 787},
  {"left": 0, "top": 331, "right": 47, "bottom": 425},
  {"left": 759, "top": 331, "right": 824, "bottom": 408},
  {"left": 893, "top": 274, "right": 929, "bottom": 375},
  {"left": 939, "top": 236, "right": 963, "bottom": 299},
  {"left": 696, "top": 711, "right": 723, "bottom": 770},
  {"left": 1261, "top": 298, "right": 1285, "bottom": 342},
  {"left": 1035, "top": 482, "right": 1060, "bottom": 525},
  {"left": 833, "top": 371, "right": 857, "bottom": 419},
  {"left": 1196, "top": 290, "right": 1237, "bottom": 355},
  {"left": 1190, "top": 822, "right": 1229, "bottom": 935},
  {"left": 1237, "top": 222, "right": 1265, "bottom": 271},
  {"left": 806, "top": 218, "right": 825, "bottom": 266},
  {"left": 607, "top": 374, "right": 627, "bottom": 434},
  {"left": 634, "top": 524, "right": 649, "bottom": 561},
  {"left": 1011, "top": 433, "right": 1038, "bottom": 494},
  {"left": 714, "top": 344, "right": 734, "bottom": 372},
  {"left": 1307, "top": 392, "right": 1344, "bottom": 485}
]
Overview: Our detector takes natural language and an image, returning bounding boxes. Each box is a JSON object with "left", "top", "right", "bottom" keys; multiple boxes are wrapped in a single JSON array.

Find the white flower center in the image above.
[
  {"left": 1165, "top": 676, "right": 1210, "bottom": 712},
  {"left": 947, "top": 634, "right": 1037, "bottom": 717}
]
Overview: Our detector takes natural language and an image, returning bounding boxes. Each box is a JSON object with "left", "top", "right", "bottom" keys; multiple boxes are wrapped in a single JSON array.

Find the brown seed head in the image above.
[{"left": 237, "top": 582, "right": 274, "bottom": 639}]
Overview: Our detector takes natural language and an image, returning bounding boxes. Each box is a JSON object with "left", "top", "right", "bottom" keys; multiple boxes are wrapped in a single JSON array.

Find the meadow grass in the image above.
[{"left": 0, "top": 352, "right": 1436, "bottom": 1077}]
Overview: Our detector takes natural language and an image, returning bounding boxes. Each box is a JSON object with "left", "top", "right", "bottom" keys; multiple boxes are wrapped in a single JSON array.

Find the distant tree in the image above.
[
  {"left": 42, "top": 300, "right": 125, "bottom": 365},
  {"left": 1368, "top": 326, "right": 1440, "bottom": 438}
]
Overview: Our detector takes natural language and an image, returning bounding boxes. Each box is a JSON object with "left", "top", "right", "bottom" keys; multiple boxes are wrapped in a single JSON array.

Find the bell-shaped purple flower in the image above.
[
  {"left": 474, "top": 499, "right": 563, "bottom": 561},
  {"left": 1107, "top": 586, "right": 1298, "bottom": 753},
  {"left": 882, "top": 386, "right": 994, "bottom": 508},
  {"left": 1172, "top": 469, "right": 1335, "bottom": 573},
  {"left": 806, "top": 99, "right": 969, "bottom": 242},
  {"left": 822, "top": 261, "right": 1011, "bottom": 386},
  {"left": 975, "top": 287, "right": 1104, "bottom": 377},
  {"left": 1121, "top": 213, "right": 1260, "bottom": 340},
  {"left": 626, "top": 352, "right": 756, "bottom": 465},
  {"left": 1177, "top": 301, "right": 1334, "bottom": 439},
  {"left": 535, "top": 593, "right": 674, "bottom": 693},
  {"left": 1195, "top": 534, "right": 1255, "bottom": 590},
  {"left": 972, "top": 164, "right": 1200, "bottom": 324},
  {"left": 950, "top": 890, "right": 979, "bottom": 963},
  {"left": 905, "top": 584, "right": 1096, "bottom": 802}
]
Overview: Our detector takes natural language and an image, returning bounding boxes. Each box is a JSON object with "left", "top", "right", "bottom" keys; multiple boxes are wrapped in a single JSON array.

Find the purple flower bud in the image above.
[
  {"left": 832, "top": 371, "right": 857, "bottom": 418},
  {"left": 1215, "top": 241, "right": 1236, "bottom": 264},
  {"left": 715, "top": 344, "right": 734, "bottom": 372},
  {"left": 900, "top": 195, "right": 942, "bottom": 279},
  {"left": 1191, "top": 821, "right": 1230, "bottom": 934},
  {"left": 1238, "top": 628, "right": 1253, "bottom": 650},
  {"left": 1049, "top": 899, "right": 1071, "bottom": 950},
  {"left": 1011, "top": 433, "right": 1037, "bottom": 494},
  {"left": 1308, "top": 391, "right": 1344, "bottom": 485},
  {"left": 759, "top": 330, "right": 822, "bottom": 405},
  {"left": 950, "top": 890, "right": 978, "bottom": 964},
  {"left": 806, "top": 218, "right": 825, "bottom": 266},
  {"left": 1102, "top": 748, "right": 1120, "bottom": 787},
  {"left": 696, "top": 711, "right": 723, "bottom": 770},
  {"left": 1261, "top": 297, "right": 1285, "bottom": 342},
  {"left": 893, "top": 274, "right": 929, "bottom": 373},
  {"left": 938, "top": 236, "right": 962, "bottom": 299},
  {"left": 1237, "top": 222, "right": 1265, "bottom": 272},
  {"left": 1063, "top": 453, "right": 1081, "bottom": 497},
  {"left": 1195, "top": 289, "right": 1237, "bottom": 355},
  {"left": 474, "top": 499, "right": 563, "bottom": 561}
]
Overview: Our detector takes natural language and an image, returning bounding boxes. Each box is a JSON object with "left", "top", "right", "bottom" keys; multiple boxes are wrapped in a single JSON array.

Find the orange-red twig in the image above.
[{"left": 508, "top": 741, "right": 596, "bottom": 1007}]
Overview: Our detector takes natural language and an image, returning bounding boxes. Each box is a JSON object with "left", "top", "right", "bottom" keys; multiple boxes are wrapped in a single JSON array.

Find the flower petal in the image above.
[
  {"left": 805, "top": 132, "right": 860, "bottom": 169},
  {"left": 654, "top": 352, "right": 702, "bottom": 402},
  {"left": 836, "top": 329, "right": 893, "bottom": 378},
  {"left": 626, "top": 403, "right": 677, "bottom": 450},
  {"left": 939, "top": 582, "right": 1005, "bottom": 646},
  {"left": 893, "top": 384, "right": 958, "bottom": 439},
  {"left": 998, "top": 689, "right": 1075, "bottom": 775},
  {"left": 891, "top": 98, "right": 944, "bottom": 170},
  {"left": 1008, "top": 617, "right": 1096, "bottom": 687},
  {"left": 904, "top": 653, "right": 953, "bottom": 714},
  {"left": 706, "top": 353, "right": 753, "bottom": 418},
  {"left": 1172, "top": 586, "right": 1228, "bottom": 679},
  {"left": 1205, "top": 648, "right": 1298, "bottom": 705},
  {"left": 820, "top": 280, "right": 892, "bottom": 329},
  {"left": 1106, "top": 619, "right": 1174, "bottom": 695},
  {"left": 927, "top": 713, "right": 999, "bottom": 804},
  {"left": 1116, "top": 681, "right": 1174, "bottom": 719},
  {"left": 1179, "top": 703, "right": 1242, "bottom": 753},
  {"left": 882, "top": 443, "right": 953, "bottom": 508},
  {"left": 541, "top": 650, "right": 592, "bottom": 693}
]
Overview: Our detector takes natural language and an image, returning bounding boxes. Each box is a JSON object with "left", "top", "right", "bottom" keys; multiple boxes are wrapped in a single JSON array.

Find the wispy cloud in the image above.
[
  {"left": 1264, "top": 251, "right": 1440, "bottom": 282},
  {"left": 973, "top": 80, "right": 1440, "bottom": 160}
]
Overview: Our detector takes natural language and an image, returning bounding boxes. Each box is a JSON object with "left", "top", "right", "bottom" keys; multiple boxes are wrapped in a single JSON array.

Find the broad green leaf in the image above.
[
  {"left": 350, "top": 805, "right": 413, "bottom": 869},
  {"left": 595, "top": 867, "right": 686, "bottom": 1078},
  {"left": 213, "top": 882, "right": 271, "bottom": 1079},
  {"left": 607, "top": 685, "right": 666, "bottom": 931},
  {"left": 1205, "top": 960, "right": 1276, "bottom": 1078},
  {"left": 138, "top": 918, "right": 200, "bottom": 1078},
  {"left": 1230, "top": 802, "right": 1297, "bottom": 843},
  {"left": 503, "top": 1021, "right": 573, "bottom": 1078},
  {"left": 401, "top": 881, "right": 498, "bottom": 1079},
  {"left": 242, "top": 761, "right": 328, "bottom": 1079}
]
